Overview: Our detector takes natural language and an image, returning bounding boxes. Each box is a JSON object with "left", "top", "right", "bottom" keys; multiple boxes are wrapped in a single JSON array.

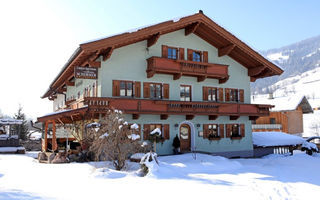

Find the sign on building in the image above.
[{"left": 75, "top": 67, "right": 98, "bottom": 79}]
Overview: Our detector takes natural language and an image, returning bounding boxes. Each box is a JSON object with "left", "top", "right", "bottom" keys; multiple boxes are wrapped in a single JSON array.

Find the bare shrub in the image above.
[{"left": 89, "top": 109, "right": 145, "bottom": 170}]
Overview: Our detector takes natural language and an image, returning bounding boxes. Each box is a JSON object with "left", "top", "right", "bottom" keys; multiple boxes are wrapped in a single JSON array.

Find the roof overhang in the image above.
[
  {"left": 37, "top": 106, "right": 88, "bottom": 124},
  {"left": 42, "top": 11, "right": 283, "bottom": 99}
]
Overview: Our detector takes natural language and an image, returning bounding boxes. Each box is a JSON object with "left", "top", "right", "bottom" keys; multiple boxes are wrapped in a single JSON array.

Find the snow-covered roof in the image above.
[
  {"left": 252, "top": 94, "right": 313, "bottom": 113},
  {"left": 252, "top": 131, "right": 305, "bottom": 147},
  {"left": 0, "top": 118, "right": 23, "bottom": 125}
]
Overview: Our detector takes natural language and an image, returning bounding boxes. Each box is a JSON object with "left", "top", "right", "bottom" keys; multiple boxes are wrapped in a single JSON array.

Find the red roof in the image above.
[{"left": 42, "top": 11, "right": 283, "bottom": 98}]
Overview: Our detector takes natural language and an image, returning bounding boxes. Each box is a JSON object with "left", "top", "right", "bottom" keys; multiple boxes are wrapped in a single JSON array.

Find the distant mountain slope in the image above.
[{"left": 251, "top": 35, "right": 320, "bottom": 94}]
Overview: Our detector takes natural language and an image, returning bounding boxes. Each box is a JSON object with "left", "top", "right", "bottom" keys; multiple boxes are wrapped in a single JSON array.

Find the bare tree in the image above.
[{"left": 89, "top": 109, "right": 144, "bottom": 170}]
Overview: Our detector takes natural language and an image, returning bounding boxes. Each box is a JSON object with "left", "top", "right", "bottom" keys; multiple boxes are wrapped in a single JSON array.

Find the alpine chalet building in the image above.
[{"left": 38, "top": 11, "right": 283, "bottom": 157}]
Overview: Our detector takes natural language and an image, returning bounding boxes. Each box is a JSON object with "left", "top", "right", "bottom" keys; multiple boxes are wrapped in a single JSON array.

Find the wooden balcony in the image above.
[
  {"left": 84, "top": 97, "right": 272, "bottom": 120},
  {"left": 146, "top": 57, "right": 229, "bottom": 83}
]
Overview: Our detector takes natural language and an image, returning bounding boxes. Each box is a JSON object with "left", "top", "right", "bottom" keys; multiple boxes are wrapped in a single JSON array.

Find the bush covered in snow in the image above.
[
  {"left": 139, "top": 151, "right": 159, "bottom": 176},
  {"left": 88, "top": 109, "right": 146, "bottom": 170}
]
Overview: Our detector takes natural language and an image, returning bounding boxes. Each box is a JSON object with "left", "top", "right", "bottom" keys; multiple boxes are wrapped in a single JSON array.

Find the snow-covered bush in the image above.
[
  {"left": 88, "top": 109, "right": 144, "bottom": 170},
  {"left": 139, "top": 151, "right": 159, "bottom": 176},
  {"left": 301, "top": 141, "right": 319, "bottom": 155}
]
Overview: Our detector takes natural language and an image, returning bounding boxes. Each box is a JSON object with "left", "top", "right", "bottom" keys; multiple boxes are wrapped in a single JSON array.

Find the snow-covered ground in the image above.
[{"left": 1, "top": 151, "right": 320, "bottom": 200}]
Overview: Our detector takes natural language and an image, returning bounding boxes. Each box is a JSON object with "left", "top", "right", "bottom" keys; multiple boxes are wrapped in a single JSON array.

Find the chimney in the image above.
[{"left": 199, "top": 10, "right": 203, "bottom": 14}]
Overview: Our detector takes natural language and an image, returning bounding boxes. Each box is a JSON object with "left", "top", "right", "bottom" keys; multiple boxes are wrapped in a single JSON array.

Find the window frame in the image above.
[
  {"left": 207, "top": 87, "right": 218, "bottom": 101},
  {"left": 167, "top": 46, "right": 178, "bottom": 60},
  {"left": 192, "top": 50, "right": 202, "bottom": 62},
  {"left": 229, "top": 88, "right": 239, "bottom": 102},
  {"left": 231, "top": 124, "right": 240, "bottom": 137},
  {"left": 180, "top": 85, "right": 192, "bottom": 102},
  {"left": 149, "top": 83, "right": 163, "bottom": 99},
  {"left": 119, "top": 80, "right": 135, "bottom": 97},
  {"left": 208, "top": 124, "right": 219, "bottom": 139}
]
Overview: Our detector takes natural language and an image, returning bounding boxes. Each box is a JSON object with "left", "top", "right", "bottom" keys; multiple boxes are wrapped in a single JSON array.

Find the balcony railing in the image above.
[
  {"left": 83, "top": 97, "right": 272, "bottom": 117},
  {"left": 252, "top": 124, "right": 282, "bottom": 130},
  {"left": 146, "top": 57, "right": 229, "bottom": 83}
]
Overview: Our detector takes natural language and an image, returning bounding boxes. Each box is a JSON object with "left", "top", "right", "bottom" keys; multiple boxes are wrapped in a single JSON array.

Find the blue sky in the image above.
[
  {"left": 0, "top": 0, "right": 319, "bottom": 118},
  {"left": 47, "top": 0, "right": 320, "bottom": 50}
]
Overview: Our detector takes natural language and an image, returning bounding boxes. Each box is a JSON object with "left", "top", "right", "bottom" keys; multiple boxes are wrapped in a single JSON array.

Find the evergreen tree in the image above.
[{"left": 13, "top": 105, "right": 29, "bottom": 140}]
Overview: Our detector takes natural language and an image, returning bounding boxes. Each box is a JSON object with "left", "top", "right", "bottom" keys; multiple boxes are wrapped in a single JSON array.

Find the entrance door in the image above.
[{"left": 180, "top": 124, "right": 191, "bottom": 152}]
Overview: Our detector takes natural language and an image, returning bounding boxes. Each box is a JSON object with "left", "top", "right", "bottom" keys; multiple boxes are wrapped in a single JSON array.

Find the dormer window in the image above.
[{"left": 168, "top": 47, "right": 177, "bottom": 59}]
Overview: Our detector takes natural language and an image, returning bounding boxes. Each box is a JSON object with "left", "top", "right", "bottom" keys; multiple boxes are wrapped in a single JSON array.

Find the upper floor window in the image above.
[
  {"left": 150, "top": 83, "right": 162, "bottom": 99},
  {"left": 92, "top": 82, "right": 97, "bottom": 97},
  {"left": 180, "top": 85, "right": 191, "bottom": 101},
  {"left": 120, "top": 81, "right": 134, "bottom": 97},
  {"left": 208, "top": 87, "right": 217, "bottom": 101},
  {"left": 230, "top": 89, "right": 239, "bottom": 102},
  {"left": 168, "top": 47, "right": 177, "bottom": 59},
  {"left": 113, "top": 80, "right": 141, "bottom": 98},
  {"left": 192, "top": 51, "right": 201, "bottom": 62},
  {"left": 225, "top": 88, "right": 244, "bottom": 102},
  {"left": 187, "top": 49, "right": 208, "bottom": 62},
  {"left": 162, "top": 45, "right": 184, "bottom": 60}
]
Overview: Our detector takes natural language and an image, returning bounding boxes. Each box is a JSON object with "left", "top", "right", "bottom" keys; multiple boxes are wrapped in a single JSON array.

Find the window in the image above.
[
  {"left": 230, "top": 89, "right": 239, "bottom": 102},
  {"left": 150, "top": 83, "right": 162, "bottom": 99},
  {"left": 208, "top": 124, "right": 219, "bottom": 139},
  {"left": 120, "top": 81, "right": 134, "bottom": 97},
  {"left": 270, "top": 118, "right": 276, "bottom": 124},
  {"left": 208, "top": 87, "right": 217, "bottom": 101},
  {"left": 92, "top": 83, "right": 96, "bottom": 97},
  {"left": 192, "top": 51, "right": 201, "bottom": 62},
  {"left": 180, "top": 85, "right": 191, "bottom": 101},
  {"left": 168, "top": 47, "right": 177, "bottom": 59},
  {"left": 231, "top": 124, "right": 240, "bottom": 137}
]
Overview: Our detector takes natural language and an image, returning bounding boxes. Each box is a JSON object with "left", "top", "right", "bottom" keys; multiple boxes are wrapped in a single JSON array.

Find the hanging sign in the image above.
[{"left": 75, "top": 67, "right": 98, "bottom": 79}]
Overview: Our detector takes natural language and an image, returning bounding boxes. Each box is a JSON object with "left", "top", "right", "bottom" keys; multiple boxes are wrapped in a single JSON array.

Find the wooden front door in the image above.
[{"left": 180, "top": 124, "right": 191, "bottom": 152}]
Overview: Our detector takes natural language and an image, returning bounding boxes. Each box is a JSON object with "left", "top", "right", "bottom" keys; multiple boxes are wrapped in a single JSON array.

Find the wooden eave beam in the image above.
[
  {"left": 185, "top": 22, "right": 200, "bottom": 36},
  {"left": 249, "top": 116, "right": 259, "bottom": 121},
  {"left": 219, "top": 77, "right": 229, "bottom": 84},
  {"left": 218, "top": 44, "right": 235, "bottom": 57},
  {"left": 102, "top": 47, "right": 114, "bottom": 61},
  {"left": 230, "top": 116, "right": 239, "bottom": 120},
  {"left": 147, "top": 33, "right": 160, "bottom": 47},
  {"left": 186, "top": 115, "right": 195, "bottom": 120},
  {"left": 160, "top": 114, "right": 169, "bottom": 120},
  {"left": 197, "top": 75, "right": 207, "bottom": 82},
  {"left": 209, "top": 115, "right": 218, "bottom": 120},
  {"left": 65, "top": 80, "right": 75, "bottom": 86},
  {"left": 88, "top": 61, "right": 101, "bottom": 68},
  {"left": 248, "top": 65, "right": 266, "bottom": 77},
  {"left": 132, "top": 114, "right": 140, "bottom": 120},
  {"left": 173, "top": 73, "right": 182, "bottom": 80}
]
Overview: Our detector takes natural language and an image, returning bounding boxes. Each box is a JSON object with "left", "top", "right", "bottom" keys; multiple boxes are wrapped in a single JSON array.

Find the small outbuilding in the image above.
[{"left": 252, "top": 95, "right": 313, "bottom": 134}]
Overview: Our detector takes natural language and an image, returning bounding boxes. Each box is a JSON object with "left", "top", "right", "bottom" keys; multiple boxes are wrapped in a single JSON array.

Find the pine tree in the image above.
[{"left": 13, "top": 105, "right": 28, "bottom": 140}]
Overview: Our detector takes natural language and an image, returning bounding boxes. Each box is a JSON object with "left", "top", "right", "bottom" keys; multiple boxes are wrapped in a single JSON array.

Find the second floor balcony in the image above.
[
  {"left": 83, "top": 97, "right": 272, "bottom": 120},
  {"left": 146, "top": 56, "right": 229, "bottom": 83}
]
